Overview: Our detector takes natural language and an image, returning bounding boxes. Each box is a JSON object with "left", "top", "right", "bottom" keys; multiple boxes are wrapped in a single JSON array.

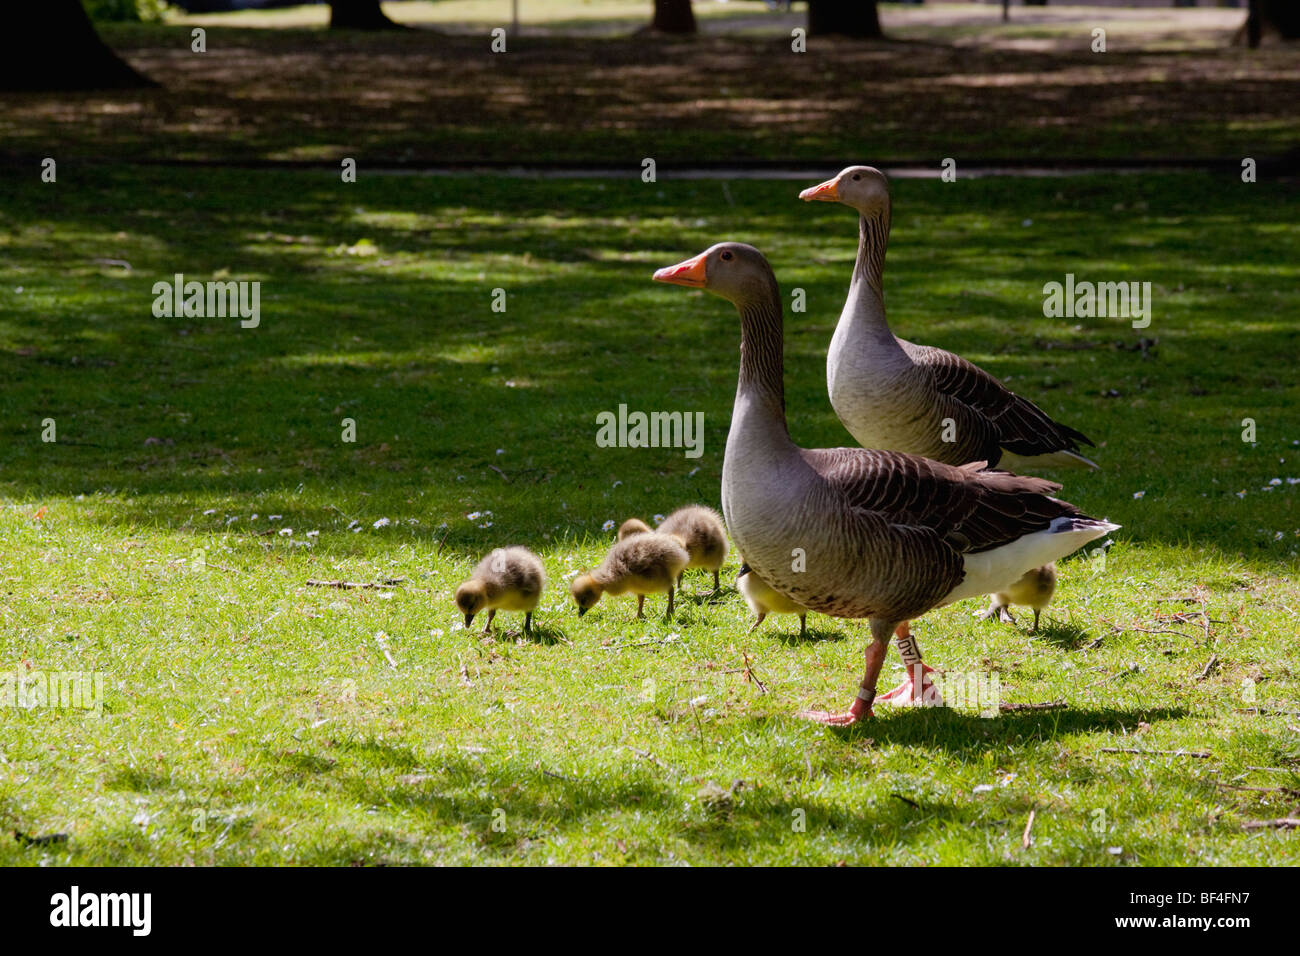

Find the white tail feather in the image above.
[{"left": 941, "top": 518, "right": 1119, "bottom": 606}]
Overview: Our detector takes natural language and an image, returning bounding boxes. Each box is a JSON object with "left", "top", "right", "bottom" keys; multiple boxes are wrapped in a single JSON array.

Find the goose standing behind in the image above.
[
  {"left": 570, "top": 532, "right": 689, "bottom": 620},
  {"left": 454, "top": 547, "right": 545, "bottom": 635},
  {"left": 653, "top": 242, "right": 1118, "bottom": 724},
  {"left": 798, "top": 165, "right": 1098, "bottom": 472},
  {"left": 737, "top": 562, "right": 809, "bottom": 637}
]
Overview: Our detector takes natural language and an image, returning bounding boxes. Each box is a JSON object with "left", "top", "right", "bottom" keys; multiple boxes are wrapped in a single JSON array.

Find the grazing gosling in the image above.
[
  {"left": 978, "top": 563, "right": 1057, "bottom": 632},
  {"left": 617, "top": 518, "right": 652, "bottom": 540},
  {"left": 570, "top": 532, "right": 689, "bottom": 619},
  {"left": 657, "top": 505, "right": 729, "bottom": 594},
  {"left": 454, "top": 547, "right": 545, "bottom": 635},
  {"left": 737, "top": 562, "right": 809, "bottom": 637}
]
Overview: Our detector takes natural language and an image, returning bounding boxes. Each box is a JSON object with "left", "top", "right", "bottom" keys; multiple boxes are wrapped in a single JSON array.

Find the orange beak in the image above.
[
  {"left": 799, "top": 178, "right": 839, "bottom": 202},
  {"left": 652, "top": 253, "right": 708, "bottom": 288}
]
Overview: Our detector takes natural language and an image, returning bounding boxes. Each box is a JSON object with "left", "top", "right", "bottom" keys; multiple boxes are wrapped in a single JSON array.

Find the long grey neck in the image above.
[
  {"left": 735, "top": 280, "right": 788, "bottom": 429},
  {"left": 853, "top": 206, "right": 891, "bottom": 297}
]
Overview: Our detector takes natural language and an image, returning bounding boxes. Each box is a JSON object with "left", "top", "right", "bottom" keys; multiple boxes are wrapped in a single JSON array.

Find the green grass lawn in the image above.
[{"left": 1, "top": 167, "right": 1298, "bottom": 865}]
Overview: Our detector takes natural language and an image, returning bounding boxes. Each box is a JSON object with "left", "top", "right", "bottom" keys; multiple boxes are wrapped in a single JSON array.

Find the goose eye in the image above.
[
  {"left": 852, "top": 174, "right": 861, "bottom": 181},
  {"left": 720, "top": 251, "right": 733, "bottom": 261}
]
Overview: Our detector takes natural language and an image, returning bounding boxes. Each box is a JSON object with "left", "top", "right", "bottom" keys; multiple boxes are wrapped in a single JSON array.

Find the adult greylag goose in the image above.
[
  {"left": 570, "top": 532, "right": 689, "bottom": 620},
  {"left": 652, "top": 242, "right": 1118, "bottom": 725},
  {"left": 455, "top": 547, "right": 546, "bottom": 635},
  {"left": 798, "top": 165, "right": 1098, "bottom": 474}
]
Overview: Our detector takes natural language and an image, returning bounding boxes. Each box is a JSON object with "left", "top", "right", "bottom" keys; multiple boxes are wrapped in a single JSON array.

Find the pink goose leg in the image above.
[
  {"left": 798, "top": 619, "right": 895, "bottom": 725},
  {"left": 876, "top": 621, "right": 942, "bottom": 706}
]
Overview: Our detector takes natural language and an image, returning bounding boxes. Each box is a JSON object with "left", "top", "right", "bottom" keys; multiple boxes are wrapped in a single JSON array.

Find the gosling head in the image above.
[
  {"left": 618, "top": 518, "right": 651, "bottom": 540},
  {"left": 570, "top": 573, "right": 604, "bottom": 617},
  {"left": 652, "top": 242, "right": 774, "bottom": 307},
  {"left": 799, "top": 165, "right": 890, "bottom": 218},
  {"left": 454, "top": 580, "right": 488, "bottom": 628}
]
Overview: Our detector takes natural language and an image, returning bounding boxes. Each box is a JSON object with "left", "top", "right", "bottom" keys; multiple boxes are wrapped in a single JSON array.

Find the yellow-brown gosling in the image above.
[
  {"left": 617, "top": 518, "right": 652, "bottom": 540},
  {"left": 454, "top": 546, "right": 545, "bottom": 635},
  {"left": 737, "top": 562, "right": 809, "bottom": 637},
  {"left": 570, "top": 532, "right": 689, "bottom": 619},
  {"left": 978, "top": 562, "right": 1057, "bottom": 632},
  {"left": 656, "top": 505, "right": 729, "bottom": 594}
]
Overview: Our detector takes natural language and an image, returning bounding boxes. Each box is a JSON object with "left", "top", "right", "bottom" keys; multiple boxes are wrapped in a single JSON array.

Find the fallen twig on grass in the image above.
[
  {"left": 890, "top": 793, "right": 920, "bottom": 809},
  {"left": 1242, "top": 818, "right": 1300, "bottom": 830},
  {"left": 541, "top": 769, "right": 574, "bottom": 782},
  {"left": 1100, "top": 747, "right": 1211, "bottom": 758},
  {"left": 487, "top": 464, "right": 510, "bottom": 482},
  {"left": 1022, "top": 808, "right": 1037, "bottom": 850},
  {"left": 1197, "top": 654, "right": 1220, "bottom": 681},
  {"left": 1214, "top": 782, "right": 1300, "bottom": 799},
  {"left": 1238, "top": 706, "right": 1300, "bottom": 718},
  {"left": 306, "top": 578, "right": 406, "bottom": 590},
  {"left": 999, "top": 701, "right": 1067, "bottom": 712}
]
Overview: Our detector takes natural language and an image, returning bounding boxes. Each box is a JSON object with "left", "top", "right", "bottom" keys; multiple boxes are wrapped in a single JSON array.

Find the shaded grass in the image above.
[
  {"left": 0, "top": 168, "right": 1298, "bottom": 865},
  {"left": 3, "top": 10, "right": 1297, "bottom": 166}
]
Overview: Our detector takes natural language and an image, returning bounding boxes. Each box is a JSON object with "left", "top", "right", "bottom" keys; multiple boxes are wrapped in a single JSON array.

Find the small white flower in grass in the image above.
[
  {"left": 225, "top": 516, "right": 238, "bottom": 525},
  {"left": 653, "top": 514, "right": 665, "bottom": 523},
  {"left": 480, "top": 521, "right": 493, "bottom": 528},
  {"left": 1236, "top": 491, "right": 1247, "bottom": 499},
  {"left": 688, "top": 468, "right": 699, "bottom": 477},
  {"left": 973, "top": 784, "right": 995, "bottom": 794},
  {"left": 269, "top": 514, "right": 282, "bottom": 521},
  {"left": 602, "top": 520, "right": 616, "bottom": 532},
  {"left": 203, "top": 508, "right": 217, "bottom": 516},
  {"left": 251, "top": 514, "right": 258, "bottom": 520},
  {"left": 612, "top": 480, "right": 622, "bottom": 488},
  {"left": 1288, "top": 478, "right": 1300, "bottom": 485},
  {"left": 306, "top": 530, "right": 318, "bottom": 538},
  {"left": 347, "top": 519, "right": 360, "bottom": 530},
  {"left": 373, "top": 517, "right": 391, "bottom": 529},
  {"left": 1021, "top": 219, "right": 1033, "bottom": 227},
  {"left": 1269, "top": 478, "right": 1282, "bottom": 486},
  {"left": 279, "top": 528, "right": 293, "bottom": 536},
  {"left": 689, "top": 695, "right": 708, "bottom": 708},
  {"left": 1107, "top": 847, "right": 1123, "bottom": 856},
  {"left": 497, "top": 448, "right": 505, "bottom": 455},
  {"left": 1274, "top": 532, "right": 1284, "bottom": 541},
  {"left": 430, "top": 628, "right": 444, "bottom": 638},
  {"left": 1132, "top": 490, "right": 1145, "bottom": 499}
]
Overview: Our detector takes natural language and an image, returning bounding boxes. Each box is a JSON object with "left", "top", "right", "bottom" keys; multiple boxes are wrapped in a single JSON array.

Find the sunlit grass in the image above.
[{"left": 0, "top": 168, "right": 1297, "bottom": 865}]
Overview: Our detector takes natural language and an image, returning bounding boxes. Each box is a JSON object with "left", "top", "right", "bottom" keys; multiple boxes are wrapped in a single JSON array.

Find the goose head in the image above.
[
  {"left": 454, "top": 580, "right": 488, "bottom": 627},
  {"left": 652, "top": 242, "right": 774, "bottom": 306},
  {"left": 570, "top": 573, "right": 604, "bottom": 616},
  {"left": 799, "top": 165, "right": 890, "bottom": 217}
]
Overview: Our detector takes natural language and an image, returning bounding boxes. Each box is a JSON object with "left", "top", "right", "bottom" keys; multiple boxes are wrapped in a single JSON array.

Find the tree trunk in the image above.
[
  {"left": 0, "top": 0, "right": 155, "bottom": 91},
  {"left": 807, "top": 0, "right": 883, "bottom": 39},
  {"left": 652, "top": 0, "right": 697, "bottom": 34},
  {"left": 329, "top": 0, "right": 404, "bottom": 31}
]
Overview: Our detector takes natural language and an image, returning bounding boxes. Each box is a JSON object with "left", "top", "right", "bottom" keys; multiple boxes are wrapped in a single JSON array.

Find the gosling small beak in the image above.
[
  {"left": 577, "top": 606, "right": 588, "bottom": 618},
  {"left": 799, "top": 178, "right": 839, "bottom": 202},
  {"left": 652, "top": 253, "right": 708, "bottom": 288},
  {"left": 464, "top": 612, "right": 474, "bottom": 627}
]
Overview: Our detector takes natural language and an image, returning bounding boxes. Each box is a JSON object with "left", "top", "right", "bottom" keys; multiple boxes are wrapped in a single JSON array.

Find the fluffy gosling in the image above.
[
  {"left": 978, "top": 563, "right": 1057, "bottom": 632},
  {"left": 570, "top": 531, "right": 689, "bottom": 619},
  {"left": 454, "top": 546, "right": 545, "bottom": 635},
  {"left": 617, "top": 518, "right": 652, "bottom": 540},
  {"left": 656, "top": 505, "right": 729, "bottom": 594},
  {"left": 737, "top": 562, "right": 809, "bottom": 637}
]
